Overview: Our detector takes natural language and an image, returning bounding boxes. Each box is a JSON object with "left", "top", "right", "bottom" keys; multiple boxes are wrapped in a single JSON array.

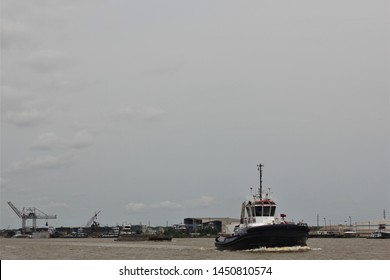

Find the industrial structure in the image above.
[
  {"left": 82, "top": 210, "right": 101, "bottom": 233},
  {"left": 72, "top": 211, "right": 102, "bottom": 236},
  {"left": 184, "top": 217, "right": 240, "bottom": 234},
  {"left": 7, "top": 201, "right": 57, "bottom": 231},
  {"left": 84, "top": 211, "right": 101, "bottom": 228}
]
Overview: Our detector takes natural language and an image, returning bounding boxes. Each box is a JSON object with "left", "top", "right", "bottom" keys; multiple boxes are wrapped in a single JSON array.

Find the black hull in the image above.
[
  {"left": 215, "top": 224, "right": 309, "bottom": 251},
  {"left": 367, "top": 232, "right": 390, "bottom": 239}
]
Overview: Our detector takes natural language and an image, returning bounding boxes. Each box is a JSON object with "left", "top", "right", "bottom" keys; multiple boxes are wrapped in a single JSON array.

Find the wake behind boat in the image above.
[{"left": 215, "top": 164, "right": 309, "bottom": 251}]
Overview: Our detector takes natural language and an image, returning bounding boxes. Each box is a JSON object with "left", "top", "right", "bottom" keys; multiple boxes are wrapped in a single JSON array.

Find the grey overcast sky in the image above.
[{"left": 1, "top": 0, "right": 389, "bottom": 229}]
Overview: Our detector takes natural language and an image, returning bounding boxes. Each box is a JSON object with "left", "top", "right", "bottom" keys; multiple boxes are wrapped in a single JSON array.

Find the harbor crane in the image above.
[
  {"left": 7, "top": 201, "right": 57, "bottom": 231},
  {"left": 85, "top": 210, "right": 101, "bottom": 228},
  {"left": 75, "top": 211, "right": 101, "bottom": 235}
]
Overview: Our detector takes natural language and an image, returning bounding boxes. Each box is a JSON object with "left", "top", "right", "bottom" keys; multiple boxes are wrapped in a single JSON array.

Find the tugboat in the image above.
[
  {"left": 215, "top": 164, "right": 309, "bottom": 250},
  {"left": 368, "top": 224, "right": 390, "bottom": 239}
]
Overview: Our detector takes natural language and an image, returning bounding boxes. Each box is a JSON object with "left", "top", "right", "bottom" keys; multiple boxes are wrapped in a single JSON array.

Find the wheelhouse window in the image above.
[
  {"left": 270, "top": 206, "right": 276, "bottom": 216},
  {"left": 263, "top": 206, "right": 270, "bottom": 216},
  {"left": 255, "top": 206, "right": 263, "bottom": 216}
]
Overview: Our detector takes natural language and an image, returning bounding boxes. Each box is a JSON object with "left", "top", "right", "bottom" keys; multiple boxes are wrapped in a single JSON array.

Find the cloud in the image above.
[
  {"left": 157, "top": 200, "right": 183, "bottom": 209},
  {"left": 0, "top": 85, "right": 31, "bottom": 108},
  {"left": 187, "top": 195, "right": 215, "bottom": 207},
  {"left": 142, "top": 106, "right": 165, "bottom": 121},
  {"left": 32, "top": 130, "right": 95, "bottom": 150},
  {"left": 6, "top": 153, "right": 74, "bottom": 173},
  {"left": 3, "top": 108, "right": 49, "bottom": 127},
  {"left": 69, "top": 130, "right": 94, "bottom": 149},
  {"left": 5, "top": 129, "right": 95, "bottom": 174},
  {"left": 124, "top": 196, "right": 214, "bottom": 214},
  {"left": 0, "top": 177, "right": 9, "bottom": 190},
  {"left": 1, "top": 77, "right": 63, "bottom": 125},
  {"left": 0, "top": 21, "right": 31, "bottom": 49},
  {"left": 27, "top": 50, "right": 73, "bottom": 73},
  {"left": 125, "top": 200, "right": 183, "bottom": 213},
  {"left": 125, "top": 203, "right": 148, "bottom": 212},
  {"left": 1, "top": 86, "right": 55, "bottom": 127},
  {"left": 33, "top": 132, "right": 61, "bottom": 150},
  {"left": 114, "top": 105, "right": 165, "bottom": 122},
  {"left": 70, "top": 192, "right": 87, "bottom": 198}
]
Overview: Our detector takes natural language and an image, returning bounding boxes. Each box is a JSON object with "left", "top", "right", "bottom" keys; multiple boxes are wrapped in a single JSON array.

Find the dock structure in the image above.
[
  {"left": 353, "top": 219, "right": 390, "bottom": 236},
  {"left": 310, "top": 219, "right": 390, "bottom": 238}
]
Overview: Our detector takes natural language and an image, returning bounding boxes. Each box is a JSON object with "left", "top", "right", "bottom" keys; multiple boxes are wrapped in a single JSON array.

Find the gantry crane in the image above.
[{"left": 7, "top": 201, "right": 57, "bottom": 231}]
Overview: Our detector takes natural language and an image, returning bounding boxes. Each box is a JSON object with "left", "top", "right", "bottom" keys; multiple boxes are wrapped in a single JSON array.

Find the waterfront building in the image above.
[{"left": 184, "top": 217, "right": 240, "bottom": 234}]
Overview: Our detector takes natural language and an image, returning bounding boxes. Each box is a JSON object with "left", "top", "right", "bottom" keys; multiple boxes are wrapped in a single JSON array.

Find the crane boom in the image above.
[
  {"left": 85, "top": 211, "right": 101, "bottom": 227},
  {"left": 7, "top": 202, "right": 22, "bottom": 218}
]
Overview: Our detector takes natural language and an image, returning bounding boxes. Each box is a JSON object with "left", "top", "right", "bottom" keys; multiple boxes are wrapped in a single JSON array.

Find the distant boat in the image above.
[
  {"left": 119, "top": 224, "right": 135, "bottom": 235},
  {"left": 12, "top": 231, "right": 31, "bottom": 238},
  {"left": 368, "top": 224, "right": 390, "bottom": 239},
  {"left": 215, "top": 164, "right": 309, "bottom": 251}
]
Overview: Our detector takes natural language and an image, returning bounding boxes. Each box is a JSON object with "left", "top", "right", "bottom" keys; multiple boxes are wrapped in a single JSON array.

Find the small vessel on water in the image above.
[
  {"left": 215, "top": 164, "right": 309, "bottom": 251},
  {"left": 12, "top": 231, "right": 32, "bottom": 238},
  {"left": 368, "top": 224, "right": 390, "bottom": 239}
]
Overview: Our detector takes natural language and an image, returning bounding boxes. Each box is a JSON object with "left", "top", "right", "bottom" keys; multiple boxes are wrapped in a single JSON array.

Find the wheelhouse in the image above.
[
  {"left": 241, "top": 199, "right": 277, "bottom": 224},
  {"left": 253, "top": 200, "right": 276, "bottom": 217}
]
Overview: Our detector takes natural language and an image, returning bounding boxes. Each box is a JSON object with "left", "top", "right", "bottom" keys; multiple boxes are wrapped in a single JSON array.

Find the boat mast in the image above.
[{"left": 257, "top": 164, "right": 264, "bottom": 200}]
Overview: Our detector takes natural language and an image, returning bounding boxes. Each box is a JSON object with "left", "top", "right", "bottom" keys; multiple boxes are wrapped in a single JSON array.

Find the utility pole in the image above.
[{"left": 317, "top": 214, "right": 319, "bottom": 229}]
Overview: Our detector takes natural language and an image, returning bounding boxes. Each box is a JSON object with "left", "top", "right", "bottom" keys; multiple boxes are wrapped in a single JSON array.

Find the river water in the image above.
[{"left": 1, "top": 237, "right": 389, "bottom": 260}]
